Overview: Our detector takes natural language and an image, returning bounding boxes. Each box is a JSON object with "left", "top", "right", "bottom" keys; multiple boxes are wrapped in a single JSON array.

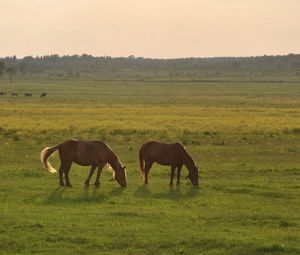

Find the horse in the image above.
[
  {"left": 40, "top": 139, "right": 127, "bottom": 187},
  {"left": 0, "top": 91, "right": 6, "bottom": 96},
  {"left": 11, "top": 92, "right": 18, "bottom": 96},
  {"left": 139, "top": 141, "right": 199, "bottom": 186},
  {"left": 24, "top": 93, "right": 32, "bottom": 97},
  {"left": 40, "top": 92, "right": 47, "bottom": 98}
]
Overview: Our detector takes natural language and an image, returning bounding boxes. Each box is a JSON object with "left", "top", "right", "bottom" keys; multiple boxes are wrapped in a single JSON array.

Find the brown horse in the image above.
[
  {"left": 40, "top": 92, "right": 47, "bottom": 98},
  {"left": 40, "top": 139, "right": 127, "bottom": 187},
  {"left": 139, "top": 141, "right": 199, "bottom": 186}
]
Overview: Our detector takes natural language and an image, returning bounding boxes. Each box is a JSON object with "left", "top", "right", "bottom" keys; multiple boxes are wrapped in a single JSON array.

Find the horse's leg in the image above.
[
  {"left": 58, "top": 164, "right": 65, "bottom": 186},
  {"left": 176, "top": 165, "right": 183, "bottom": 185},
  {"left": 94, "top": 163, "right": 105, "bottom": 187},
  {"left": 144, "top": 160, "right": 153, "bottom": 185},
  {"left": 84, "top": 165, "right": 97, "bottom": 187},
  {"left": 63, "top": 162, "right": 73, "bottom": 187},
  {"left": 170, "top": 166, "right": 176, "bottom": 186}
]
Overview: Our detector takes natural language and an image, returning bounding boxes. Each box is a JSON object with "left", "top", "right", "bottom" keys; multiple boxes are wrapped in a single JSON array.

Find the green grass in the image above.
[{"left": 0, "top": 78, "right": 300, "bottom": 254}]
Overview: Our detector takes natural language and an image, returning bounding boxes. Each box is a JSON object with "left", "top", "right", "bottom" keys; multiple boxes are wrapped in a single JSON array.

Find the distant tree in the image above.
[
  {"left": 18, "top": 61, "right": 27, "bottom": 75},
  {"left": 75, "top": 71, "right": 81, "bottom": 77},
  {"left": 6, "top": 67, "right": 17, "bottom": 83},
  {"left": 291, "top": 61, "right": 300, "bottom": 71},
  {"left": 0, "top": 61, "right": 5, "bottom": 78},
  {"left": 231, "top": 61, "right": 241, "bottom": 70}
]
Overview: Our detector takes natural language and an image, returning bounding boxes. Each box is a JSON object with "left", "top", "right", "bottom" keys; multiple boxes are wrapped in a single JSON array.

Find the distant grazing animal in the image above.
[
  {"left": 40, "top": 139, "right": 127, "bottom": 187},
  {"left": 24, "top": 93, "right": 32, "bottom": 97},
  {"left": 11, "top": 92, "right": 18, "bottom": 96},
  {"left": 139, "top": 141, "right": 199, "bottom": 186},
  {"left": 40, "top": 92, "right": 47, "bottom": 98},
  {"left": 0, "top": 91, "right": 6, "bottom": 96}
]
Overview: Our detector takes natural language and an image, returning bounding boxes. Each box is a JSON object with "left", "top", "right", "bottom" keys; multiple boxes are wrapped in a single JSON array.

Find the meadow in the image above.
[{"left": 0, "top": 77, "right": 300, "bottom": 254}]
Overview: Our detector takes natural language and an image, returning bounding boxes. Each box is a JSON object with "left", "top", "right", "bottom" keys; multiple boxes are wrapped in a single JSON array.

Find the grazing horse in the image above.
[
  {"left": 11, "top": 92, "right": 18, "bottom": 96},
  {"left": 0, "top": 91, "right": 6, "bottom": 96},
  {"left": 40, "top": 92, "right": 47, "bottom": 98},
  {"left": 24, "top": 93, "right": 32, "bottom": 97},
  {"left": 139, "top": 141, "right": 199, "bottom": 186},
  {"left": 40, "top": 139, "right": 127, "bottom": 187}
]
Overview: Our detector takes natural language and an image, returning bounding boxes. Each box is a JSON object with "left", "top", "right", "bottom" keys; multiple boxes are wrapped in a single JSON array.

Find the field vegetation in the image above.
[{"left": 0, "top": 76, "right": 299, "bottom": 254}]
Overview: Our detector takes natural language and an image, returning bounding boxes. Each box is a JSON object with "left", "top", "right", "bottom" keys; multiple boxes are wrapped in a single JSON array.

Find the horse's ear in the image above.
[{"left": 123, "top": 165, "right": 126, "bottom": 169}]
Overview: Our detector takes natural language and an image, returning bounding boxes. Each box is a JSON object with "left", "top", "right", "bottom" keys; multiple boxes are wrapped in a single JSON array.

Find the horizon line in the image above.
[{"left": 1, "top": 53, "right": 300, "bottom": 60}]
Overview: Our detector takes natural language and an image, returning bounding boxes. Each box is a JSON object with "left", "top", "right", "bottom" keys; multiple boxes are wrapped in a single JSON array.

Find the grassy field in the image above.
[{"left": 0, "top": 78, "right": 300, "bottom": 255}]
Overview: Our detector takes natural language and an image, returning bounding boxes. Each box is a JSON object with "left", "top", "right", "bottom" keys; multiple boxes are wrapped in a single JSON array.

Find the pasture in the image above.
[{"left": 0, "top": 78, "right": 300, "bottom": 255}]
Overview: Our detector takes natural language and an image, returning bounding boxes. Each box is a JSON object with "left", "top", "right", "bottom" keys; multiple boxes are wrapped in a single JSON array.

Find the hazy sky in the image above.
[{"left": 1, "top": 0, "right": 300, "bottom": 58}]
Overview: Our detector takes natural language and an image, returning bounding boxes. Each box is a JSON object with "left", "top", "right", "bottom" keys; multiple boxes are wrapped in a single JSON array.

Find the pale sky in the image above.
[{"left": 1, "top": 0, "right": 300, "bottom": 58}]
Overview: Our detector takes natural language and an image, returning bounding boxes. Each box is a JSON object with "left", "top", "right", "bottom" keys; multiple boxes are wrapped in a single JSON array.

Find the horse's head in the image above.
[
  {"left": 187, "top": 165, "right": 199, "bottom": 186},
  {"left": 114, "top": 165, "right": 127, "bottom": 187}
]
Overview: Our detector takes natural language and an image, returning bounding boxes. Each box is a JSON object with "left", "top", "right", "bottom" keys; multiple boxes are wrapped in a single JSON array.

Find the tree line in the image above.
[
  {"left": 1, "top": 54, "right": 300, "bottom": 78},
  {"left": 0, "top": 61, "right": 17, "bottom": 82}
]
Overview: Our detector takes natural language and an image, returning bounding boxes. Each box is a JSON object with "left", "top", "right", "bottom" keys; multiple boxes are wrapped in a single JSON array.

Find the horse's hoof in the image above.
[
  {"left": 94, "top": 183, "right": 100, "bottom": 188},
  {"left": 66, "top": 184, "right": 72, "bottom": 188},
  {"left": 59, "top": 183, "right": 65, "bottom": 187}
]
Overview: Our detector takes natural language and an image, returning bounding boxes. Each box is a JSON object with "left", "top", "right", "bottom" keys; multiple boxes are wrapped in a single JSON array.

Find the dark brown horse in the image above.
[
  {"left": 40, "top": 92, "right": 47, "bottom": 98},
  {"left": 40, "top": 139, "right": 127, "bottom": 187},
  {"left": 139, "top": 141, "right": 199, "bottom": 186}
]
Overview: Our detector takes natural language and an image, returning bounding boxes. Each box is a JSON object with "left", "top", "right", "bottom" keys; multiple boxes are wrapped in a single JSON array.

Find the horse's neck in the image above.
[
  {"left": 183, "top": 154, "right": 195, "bottom": 171},
  {"left": 107, "top": 154, "right": 120, "bottom": 170}
]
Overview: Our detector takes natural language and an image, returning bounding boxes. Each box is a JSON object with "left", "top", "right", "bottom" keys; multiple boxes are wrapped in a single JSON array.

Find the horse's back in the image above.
[
  {"left": 140, "top": 141, "right": 185, "bottom": 165},
  {"left": 140, "top": 140, "right": 165, "bottom": 154},
  {"left": 142, "top": 140, "right": 184, "bottom": 151},
  {"left": 72, "top": 140, "right": 108, "bottom": 154},
  {"left": 57, "top": 139, "right": 79, "bottom": 156},
  {"left": 59, "top": 139, "right": 109, "bottom": 164}
]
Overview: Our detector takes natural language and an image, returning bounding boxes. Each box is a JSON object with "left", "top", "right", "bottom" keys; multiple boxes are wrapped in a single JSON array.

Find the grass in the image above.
[{"left": 0, "top": 77, "right": 300, "bottom": 254}]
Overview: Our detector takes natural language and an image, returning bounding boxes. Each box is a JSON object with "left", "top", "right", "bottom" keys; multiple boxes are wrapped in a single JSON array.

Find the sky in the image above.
[{"left": 1, "top": 0, "right": 300, "bottom": 58}]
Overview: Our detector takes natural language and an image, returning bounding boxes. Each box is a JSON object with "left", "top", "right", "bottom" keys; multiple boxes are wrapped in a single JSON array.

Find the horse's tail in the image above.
[
  {"left": 40, "top": 145, "right": 59, "bottom": 173},
  {"left": 139, "top": 145, "right": 145, "bottom": 177}
]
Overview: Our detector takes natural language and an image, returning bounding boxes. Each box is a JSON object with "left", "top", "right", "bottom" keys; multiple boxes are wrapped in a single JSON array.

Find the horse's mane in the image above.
[
  {"left": 106, "top": 163, "right": 113, "bottom": 171},
  {"left": 106, "top": 162, "right": 127, "bottom": 180},
  {"left": 106, "top": 164, "right": 115, "bottom": 179},
  {"left": 179, "top": 144, "right": 195, "bottom": 166}
]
